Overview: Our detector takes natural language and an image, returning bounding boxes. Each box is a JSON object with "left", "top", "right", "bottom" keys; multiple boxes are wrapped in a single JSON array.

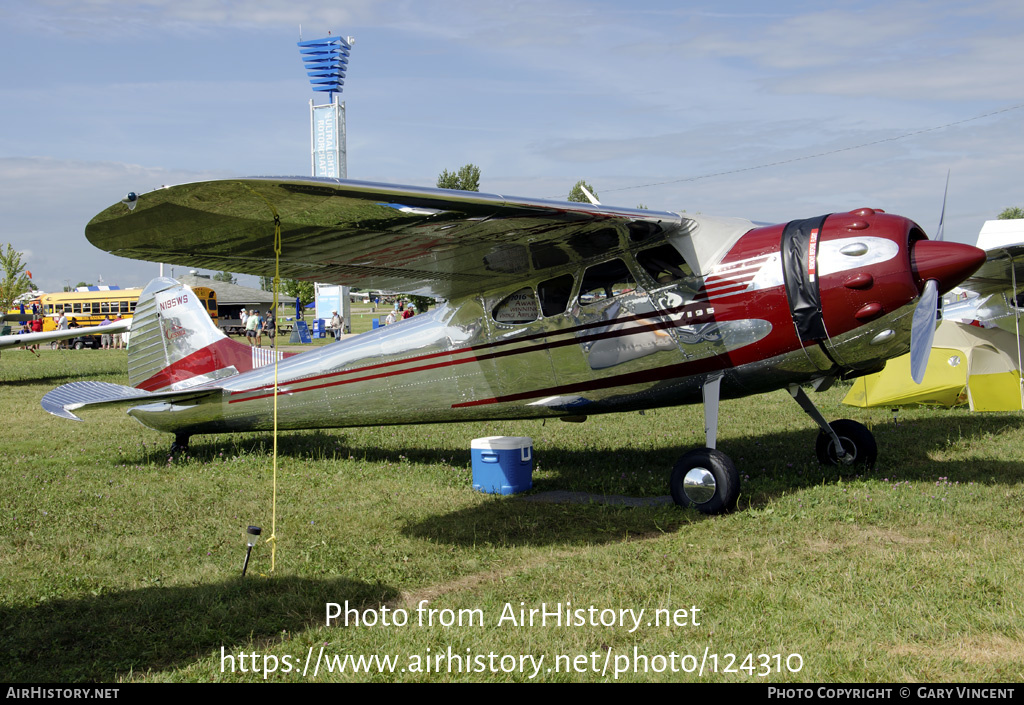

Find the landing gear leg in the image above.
[
  {"left": 169, "top": 434, "right": 191, "bottom": 457},
  {"left": 788, "top": 385, "right": 877, "bottom": 468},
  {"left": 670, "top": 374, "right": 740, "bottom": 514}
]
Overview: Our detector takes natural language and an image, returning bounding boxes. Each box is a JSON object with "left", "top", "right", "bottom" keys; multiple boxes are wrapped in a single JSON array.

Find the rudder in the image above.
[{"left": 128, "top": 277, "right": 286, "bottom": 392}]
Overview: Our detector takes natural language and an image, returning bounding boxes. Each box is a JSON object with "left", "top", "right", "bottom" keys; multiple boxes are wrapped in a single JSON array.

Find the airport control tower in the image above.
[
  {"left": 297, "top": 34, "right": 354, "bottom": 332},
  {"left": 298, "top": 35, "right": 354, "bottom": 179}
]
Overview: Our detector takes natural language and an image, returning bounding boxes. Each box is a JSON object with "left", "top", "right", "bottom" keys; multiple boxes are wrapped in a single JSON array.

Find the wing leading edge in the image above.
[{"left": 86, "top": 177, "right": 687, "bottom": 301}]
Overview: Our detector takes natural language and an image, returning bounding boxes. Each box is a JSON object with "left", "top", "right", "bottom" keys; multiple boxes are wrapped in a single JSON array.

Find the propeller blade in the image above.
[
  {"left": 935, "top": 170, "right": 949, "bottom": 243},
  {"left": 910, "top": 278, "right": 939, "bottom": 384}
]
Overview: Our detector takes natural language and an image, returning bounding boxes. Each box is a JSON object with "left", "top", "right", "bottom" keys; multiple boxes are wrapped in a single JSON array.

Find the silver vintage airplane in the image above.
[
  {"left": 42, "top": 177, "right": 986, "bottom": 514},
  {"left": 1, "top": 318, "right": 130, "bottom": 352}
]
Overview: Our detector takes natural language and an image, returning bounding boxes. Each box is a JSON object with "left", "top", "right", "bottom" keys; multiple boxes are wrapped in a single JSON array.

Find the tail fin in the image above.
[{"left": 128, "top": 277, "right": 289, "bottom": 392}]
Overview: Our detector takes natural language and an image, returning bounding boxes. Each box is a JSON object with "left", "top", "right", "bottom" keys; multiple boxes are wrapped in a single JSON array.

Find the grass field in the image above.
[{"left": 1, "top": 347, "right": 1022, "bottom": 682}]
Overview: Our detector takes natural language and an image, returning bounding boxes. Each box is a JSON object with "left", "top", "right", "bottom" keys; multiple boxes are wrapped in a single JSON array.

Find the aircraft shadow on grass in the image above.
[
  {"left": 5, "top": 372, "right": 126, "bottom": 388},
  {"left": 0, "top": 575, "right": 396, "bottom": 682},
  {"left": 154, "top": 414, "right": 1024, "bottom": 548},
  {"left": 238, "top": 411, "right": 1024, "bottom": 480}
]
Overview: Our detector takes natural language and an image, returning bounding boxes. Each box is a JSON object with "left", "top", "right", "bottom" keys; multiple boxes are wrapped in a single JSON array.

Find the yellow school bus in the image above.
[{"left": 34, "top": 286, "right": 218, "bottom": 331}]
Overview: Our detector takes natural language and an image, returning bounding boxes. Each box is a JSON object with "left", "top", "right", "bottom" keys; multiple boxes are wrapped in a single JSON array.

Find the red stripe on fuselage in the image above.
[
  {"left": 230, "top": 298, "right": 723, "bottom": 399},
  {"left": 136, "top": 339, "right": 294, "bottom": 392},
  {"left": 227, "top": 304, "right": 722, "bottom": 405}
]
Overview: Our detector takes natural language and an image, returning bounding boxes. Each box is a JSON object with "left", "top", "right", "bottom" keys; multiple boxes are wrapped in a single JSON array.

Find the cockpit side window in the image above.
[
  {"left": 636, "top": 244, "right": 695, "bottom": 285},
  {"left": 538, "top": 274, "right": 574, "bottom": 317},
  {"left": 578, "top": 258, "right": 636, "bottom": 306}
]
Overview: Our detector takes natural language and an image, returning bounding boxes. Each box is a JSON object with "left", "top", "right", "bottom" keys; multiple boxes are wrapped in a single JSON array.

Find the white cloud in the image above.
[{"left": 0, "top": 157, "right": 228, "bottom": 293}]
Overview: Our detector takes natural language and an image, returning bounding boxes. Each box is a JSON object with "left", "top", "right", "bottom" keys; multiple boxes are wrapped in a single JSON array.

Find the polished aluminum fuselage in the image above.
[{"left": 127, "top": 238, "right": 917, "bottom": 438}]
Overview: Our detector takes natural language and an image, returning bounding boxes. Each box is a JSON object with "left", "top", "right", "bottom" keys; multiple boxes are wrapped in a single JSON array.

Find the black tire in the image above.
[
  {"left": 73, "top": 341, "right": 84, "bottom": 350},
  {"left": 670, "top": 448, "right": 740, "bottom": 515},
  {"left": 815, "top": 419, "right": 877, "bottom": 468}
]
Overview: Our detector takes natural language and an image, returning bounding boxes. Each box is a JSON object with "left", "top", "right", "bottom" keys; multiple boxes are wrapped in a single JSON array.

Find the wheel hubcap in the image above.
[
  {"left": 683, "top": 467, "right": 716, "bottom": 504},
  {"left": 833, "top": 438, "right": 857, "bottom": 465}
]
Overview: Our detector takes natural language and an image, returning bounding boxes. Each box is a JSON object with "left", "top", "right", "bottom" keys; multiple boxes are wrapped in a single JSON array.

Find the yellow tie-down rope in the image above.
[{"left": 239, "top": 182, "right": 284, "bottom": 576}]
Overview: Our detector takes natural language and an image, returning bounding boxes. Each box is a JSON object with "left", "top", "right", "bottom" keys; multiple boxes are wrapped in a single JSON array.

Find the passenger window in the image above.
[
  {"left": 538, "top": 274, "right": 574, "bottom": 317},
  {"left": 493, "top": 288, "right": 540, "bottom": 324},
  {"left": 578, "top": 259, "right": 636, "bottom": 306},
  {"left": 636, "top": 244, "right": 694, "bottom": 285}
]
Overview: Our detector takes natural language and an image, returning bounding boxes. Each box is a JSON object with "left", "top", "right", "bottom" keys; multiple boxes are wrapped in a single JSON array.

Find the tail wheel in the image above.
[
  {"left": 670, "top": 448, "right": 740, "bottom": 515},
  {"left": 815, "top": 419, "right": 877, "bottom": 468}
]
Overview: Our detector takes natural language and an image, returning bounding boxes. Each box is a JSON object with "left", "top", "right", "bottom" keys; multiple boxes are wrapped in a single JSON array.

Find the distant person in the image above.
[
  {"left": 100, "top": 316, "right": 112, "bottom": 349},
  {"left": 245, "top": 308, "right": 260, "bottom": 347},
  {"left": 55, "top": 312, "right": 69, "bottom": 349},
  {"left": 29, "top": 315, "right": 42, "bottom": 353},
  {"left": 112, "top": 316, "right": 124, "bottom": 349},
  {"left": 251, "top": 310, "right": 263, "bottom": 347},
  {"left": 330, "top": 311, "right": 342, "bottom": 341},
  {"left": 17, "top": 323, "right": 38, "bottom": 357},
  {"left": 385, "top": 310, "right": 396, "bottom": 326},
  {"left": 262, "top": 310, "right": 276, "bottom": 344},
  {"left": 402, "top": 305, "right": 415, "bottom": 320}
]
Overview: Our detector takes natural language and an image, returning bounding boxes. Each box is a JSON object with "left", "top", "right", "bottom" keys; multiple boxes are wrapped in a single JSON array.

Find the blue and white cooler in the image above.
[{"left": 471, "top": 436, "right": 533, "bottom": 495}]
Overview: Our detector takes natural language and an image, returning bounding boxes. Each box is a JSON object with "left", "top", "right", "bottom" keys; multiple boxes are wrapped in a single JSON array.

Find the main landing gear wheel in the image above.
[
  {"left": 169, "top": 434, "right": 191, "bottom": 458},
  {"left": 670, "top": 448, "right": 740, "bottom": 515},
  {"left": 815, "top": 419, "right": 877, "bottom": 469}
]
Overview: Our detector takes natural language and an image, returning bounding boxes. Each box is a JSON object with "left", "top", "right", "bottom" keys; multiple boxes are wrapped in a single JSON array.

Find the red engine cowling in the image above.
[{"left": 815, "top": 208, "right": 984, "bottom": 338}]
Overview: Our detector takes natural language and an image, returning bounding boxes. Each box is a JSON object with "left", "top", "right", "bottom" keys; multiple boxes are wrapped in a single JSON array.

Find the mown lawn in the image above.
[{"left": 1, "top": 350, "right": 1022, "bottom": 682}]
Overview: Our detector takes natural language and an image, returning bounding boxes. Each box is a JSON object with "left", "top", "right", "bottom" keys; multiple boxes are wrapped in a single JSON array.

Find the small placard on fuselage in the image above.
[{"left": 493, "top": 288, "right": 540, "bottom": 324}]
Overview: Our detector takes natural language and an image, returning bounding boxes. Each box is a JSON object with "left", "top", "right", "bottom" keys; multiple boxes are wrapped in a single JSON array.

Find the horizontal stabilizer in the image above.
[{"left": 41, "top": 380, "right": 222, "bottom": 421}]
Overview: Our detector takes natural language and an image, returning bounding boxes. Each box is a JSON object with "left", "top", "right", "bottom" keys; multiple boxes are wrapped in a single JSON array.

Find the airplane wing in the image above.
[
  {"left": 86, "top": 177, "right": 693, "bottom": 301},
  {"left": 0, "top": 313, "right": 34, "bottom": 324},
  {"left": 0, "top": 319, "right": 130, "bottom": 349}
]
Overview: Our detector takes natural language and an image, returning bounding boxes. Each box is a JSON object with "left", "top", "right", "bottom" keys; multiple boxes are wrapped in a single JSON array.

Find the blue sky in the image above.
[{"left": 1, "top": 0, "right": 1023, "bottom": 292}]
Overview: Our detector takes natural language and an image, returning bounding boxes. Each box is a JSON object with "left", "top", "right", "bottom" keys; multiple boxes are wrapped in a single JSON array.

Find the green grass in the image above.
[{"left": 1, "top": 349, "right": 1023, "bottom": 682}]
